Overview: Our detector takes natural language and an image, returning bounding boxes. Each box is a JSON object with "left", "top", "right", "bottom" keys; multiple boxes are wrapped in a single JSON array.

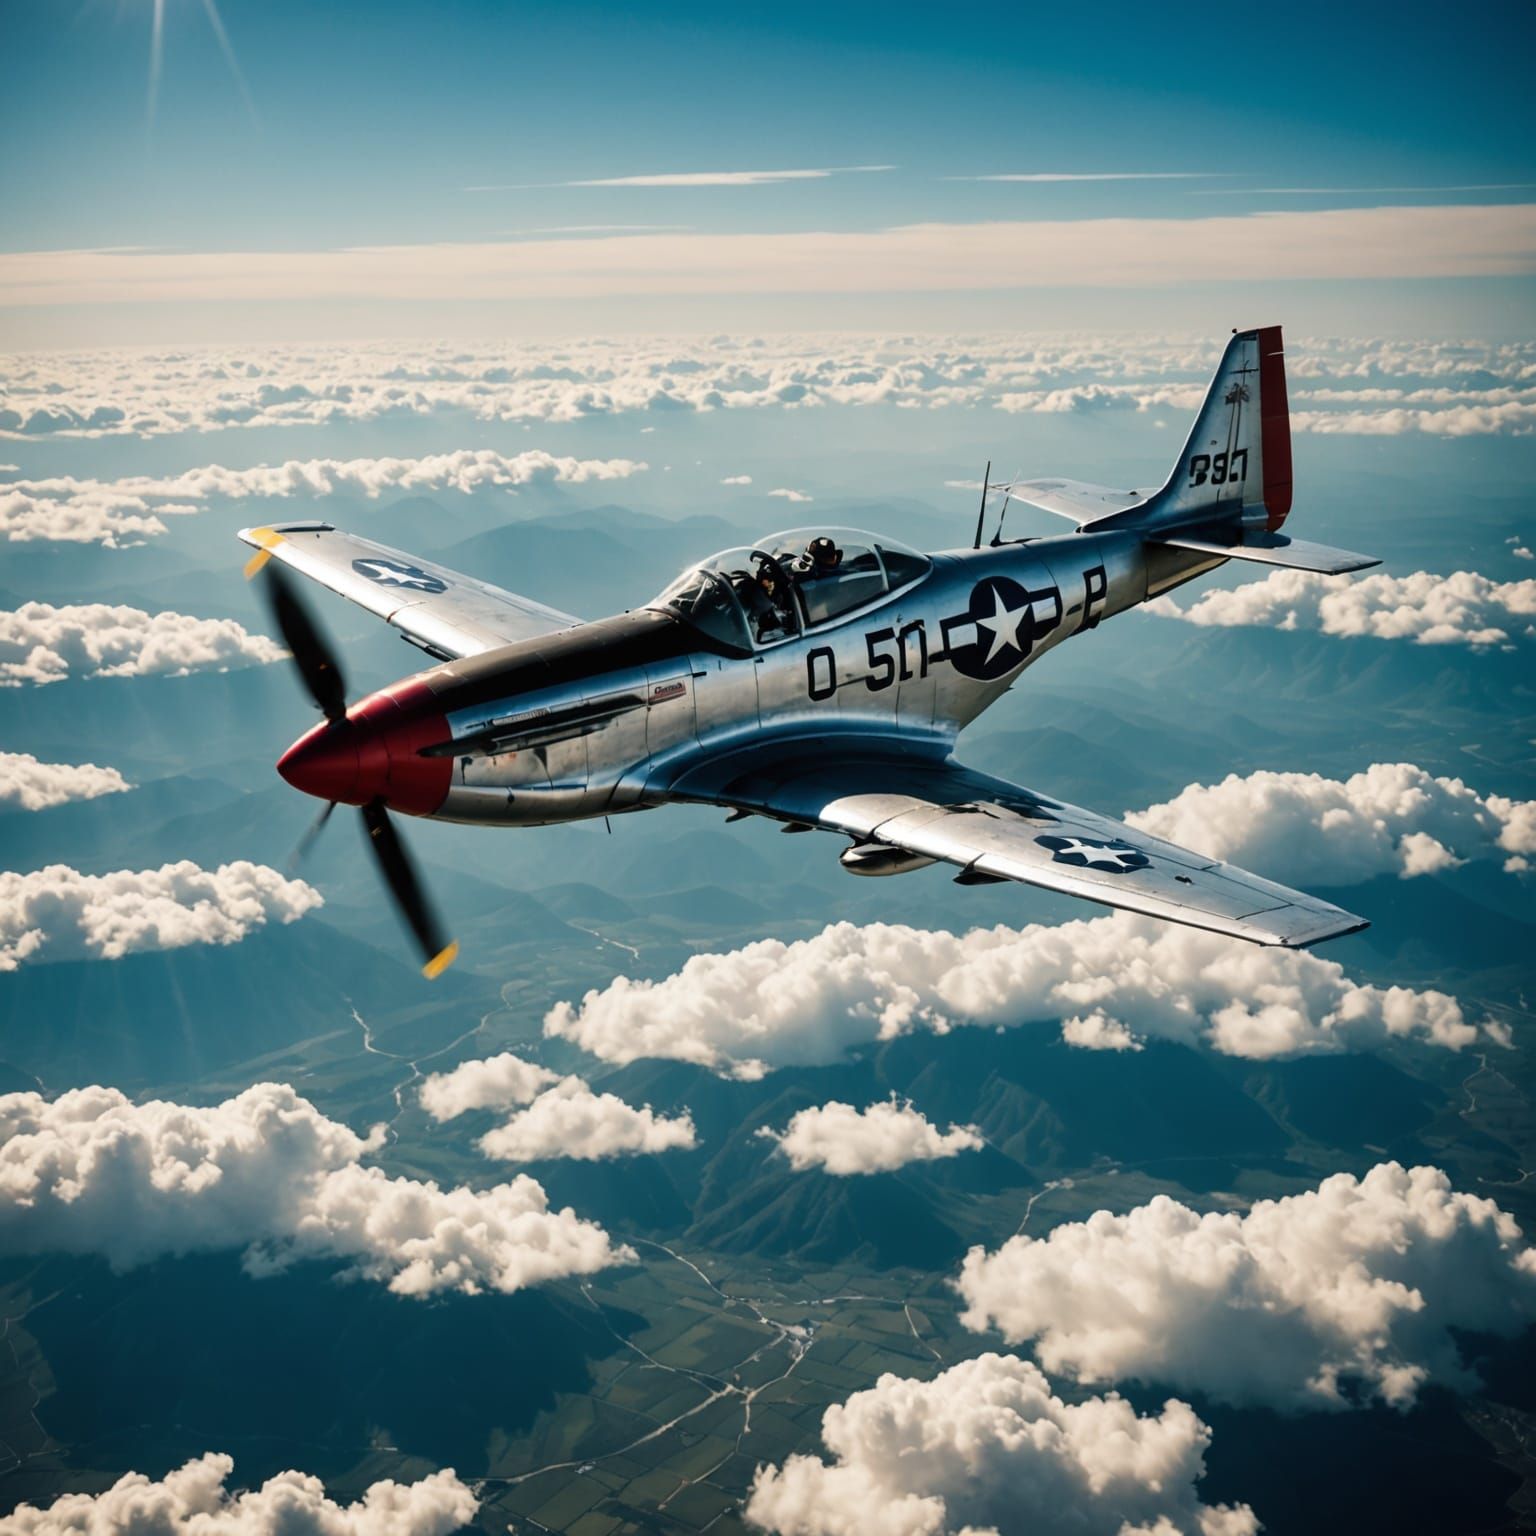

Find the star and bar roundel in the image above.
[
  {"left": 1035, "top": 834, "right": 1151, "bottom": 874},
  {"left": 938, "top": 576, "right": 1064, "bottom": 681},
  {"left": 351, "top": 556, "right": 448, "bottom": 594}
]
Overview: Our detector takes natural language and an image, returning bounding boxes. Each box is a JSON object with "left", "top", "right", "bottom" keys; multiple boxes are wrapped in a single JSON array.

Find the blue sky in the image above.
[{"left": 3, "top": 0, "right": 1534, "bottom": 341}]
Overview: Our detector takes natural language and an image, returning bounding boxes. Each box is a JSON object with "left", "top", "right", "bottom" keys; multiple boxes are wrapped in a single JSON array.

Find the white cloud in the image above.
[
  {"left": 477, "top": 1077, "right": 697, "bottom": 1163},
  {"left": 0, "top": 602, "right": 285, "bottom": 686},
  {"left": 721, "top": 473, "right": 753, "bottom": 485},
  {"left": 1, "top": 449, "right": 647, "bottom": 546},
  {"left": 0, "top": 1082, "right": 632, "bottom": 1297},
  {"left": 419, "top": 1051, "right": 560, "bottom": 1121},
  {"left": 1292, "top": 402, "right": 1536, "bottom": 435},
  {"left": 564, "top": 165, "right": 895, "bottom": 187},
  {"left": 958, "top": 171, "right": 1224, "bottom": 183},
  {"left": 758, "top": 1096, "right": 982, "bottom": 1176},
  {"left": 1148, "top": 568, "right": 1536, "bottom": 647},
  {"left": 1128, "top": 762, "right": 1536, "bottom": 883},
  {"left": 996, "top": 382, "right": 1205, "bottom": 415},
  {"left": 7, "top": 334, "right": 1536, "bottom": 443},
  {"left": 767, "top": 487, "right": 812, "bottom": 502},
  {"left": 1060, "top": 1011, "right": 1144, "bottom": 1051},
  {"left": 3, "top": 1454, "right": 477, "bottom": 1536},
  {"left": 957, "top": 1162, "right": 1536, "bottom": 1411},
  {"left": 420, "top": 1053, "right": 696, "bottom": 1162},
  {"left": 744, "top": 1353, "right": 1257, "bottom": 1536},
  {"left": 3, "top": 204, "right": 1528, "bottom": 308},
  {"left": 0, "top": 751, "right": 132, "bottom": 811},
  {"left": 544, "top": 913, "right": 1490, "bottom": 1078},
  {"left": 0, "top": 861, "right": 322, "bottom": 970}
]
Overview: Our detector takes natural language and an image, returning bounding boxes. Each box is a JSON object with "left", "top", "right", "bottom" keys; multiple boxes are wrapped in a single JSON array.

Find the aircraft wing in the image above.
[
  {"left": 666, "top": 743, "right": 1366, "bottom": 948},
  {"left": 238, "top": 521, "right": 582, "bottom": 660}
]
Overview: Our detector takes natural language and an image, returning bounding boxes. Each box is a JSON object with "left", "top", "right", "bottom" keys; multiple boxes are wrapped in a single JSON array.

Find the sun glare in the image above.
[{"left": 142, "top": 0, "right": 256, "bottom": 133}]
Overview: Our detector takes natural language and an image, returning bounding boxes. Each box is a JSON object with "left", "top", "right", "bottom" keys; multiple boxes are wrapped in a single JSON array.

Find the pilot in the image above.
[
  {"left": 790, "top": 536, "right": 842, "bottom": 580},
  {"left": 744, "top": 562, "right": 792, "bottom": 642}
]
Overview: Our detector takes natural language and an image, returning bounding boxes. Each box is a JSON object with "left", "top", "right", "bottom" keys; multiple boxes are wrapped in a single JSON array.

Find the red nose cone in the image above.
[
  {"left": 278, "top": 718, "right": 368, "bottom": 805},
  {"left": 276, "top": 680, "right": 452, "bottom": 815}
]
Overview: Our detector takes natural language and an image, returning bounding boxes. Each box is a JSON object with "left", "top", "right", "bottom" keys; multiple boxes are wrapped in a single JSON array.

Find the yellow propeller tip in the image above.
[
  {"left": 243, "top": 548, "right": 274, "bottom": 579},
  {"left": 422, "top": 941, "right": 459, "bottom": 980}
]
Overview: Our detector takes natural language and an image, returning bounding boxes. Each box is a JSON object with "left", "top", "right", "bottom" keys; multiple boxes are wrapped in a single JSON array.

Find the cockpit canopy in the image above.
[{"left": 650, "top": 527, "right": 932, "bottom": 653}]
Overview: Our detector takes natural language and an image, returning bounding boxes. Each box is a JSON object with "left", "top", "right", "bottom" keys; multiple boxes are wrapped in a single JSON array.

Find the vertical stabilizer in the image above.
[{"left": 1113, "top": 325, "right": 1292, "bottom": 532}]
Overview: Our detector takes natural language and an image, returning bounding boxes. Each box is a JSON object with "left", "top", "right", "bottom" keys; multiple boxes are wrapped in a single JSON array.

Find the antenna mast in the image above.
[
  {"left": 972, "top": 461, "right": 991, "bottom": 549},
  {"left": 990, "top": 486, "right": 1013, "bottom": 546}
]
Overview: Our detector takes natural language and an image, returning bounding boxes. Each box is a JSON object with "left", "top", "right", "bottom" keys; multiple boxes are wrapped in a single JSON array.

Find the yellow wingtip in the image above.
[
  {"left": 242, "top": 526, "right": 284, "bottom": 580},
  {"left": 422, "top": 941, "right": 459, "bottom": 980}
]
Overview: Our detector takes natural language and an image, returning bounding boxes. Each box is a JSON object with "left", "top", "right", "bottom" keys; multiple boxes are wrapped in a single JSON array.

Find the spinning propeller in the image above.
[{"left": 250, "top": 557, "right": 458, "bottom": 980}]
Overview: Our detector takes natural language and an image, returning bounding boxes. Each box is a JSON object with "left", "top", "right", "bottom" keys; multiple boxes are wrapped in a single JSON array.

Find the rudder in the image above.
[{"left": 1143, "top": 325, "right": 1292, "bottom": 532}]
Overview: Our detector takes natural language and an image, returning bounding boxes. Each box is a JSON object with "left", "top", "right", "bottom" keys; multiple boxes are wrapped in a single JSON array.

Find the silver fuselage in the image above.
[{"left": 398, "top": 529, "right": 1222, "bottom": 828}]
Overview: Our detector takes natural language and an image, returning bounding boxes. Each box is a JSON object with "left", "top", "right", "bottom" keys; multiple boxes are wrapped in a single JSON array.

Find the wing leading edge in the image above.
[
  {"left": 665, "top": 743, "right": 1366, "bottom": 948},
  {"left": 237, "top": 522, "right": 582, "bottom": 661}
]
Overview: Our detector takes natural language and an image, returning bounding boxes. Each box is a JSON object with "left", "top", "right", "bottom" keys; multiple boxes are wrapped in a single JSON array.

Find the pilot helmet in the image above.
[{"left": 808, "top": 536, "right": 841, "bottom": 567}]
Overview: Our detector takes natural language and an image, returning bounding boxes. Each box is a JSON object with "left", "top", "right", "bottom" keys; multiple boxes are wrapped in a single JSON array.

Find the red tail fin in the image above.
[{"left": 1257, "top": 325, "right": 1293, "bottom": 531}]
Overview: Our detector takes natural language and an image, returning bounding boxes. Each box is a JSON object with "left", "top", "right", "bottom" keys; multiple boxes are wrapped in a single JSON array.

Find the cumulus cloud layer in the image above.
[
  {"left": 1148, "top": 569, "right": 1536, "bottom": 647},
  {"left": 4, "top": 1455, "right": 477, "bottom": 1536},
  {"left": 1128, "top": 762, "right": 1536, "bottom": 882},
  {"left": 545, "top": 913, "right": 1488, "bottom": 1077},
  {"left": 419, "top": 1053, "right": 695, "bottom": 1162},
  {"left": 418, "top": 1051, "right": 559, "bottom": 1121},
  {"left": 477, "top": 1077, "right": 697, "bottom": 1163},
  {"left": 0, "top": 861, "right": 322, "bottom": 970},
  {"left": 745, "top": 1352, "right": 1257, "bottom": 1536},
  {"left": 6, "top": 334, "right": 1534, "bottom": 442},
  {"left": 758, "top": 1097, "right": 983, "bottom": 1176},
  {"left": 0, "top": 1083, "right": 632, "bottom": 1296},
  {"left": 0, "top": 602, "right": 285, "bottom": 686},
  {"left": 1, "top": 449, "right": 647, "bottom": 546},
  {"left": 957, "top": 1163, "right": 1536, "bottom": 1411},
  {"left": 0, "top": 751, "right": 131, "bottom": 811}
]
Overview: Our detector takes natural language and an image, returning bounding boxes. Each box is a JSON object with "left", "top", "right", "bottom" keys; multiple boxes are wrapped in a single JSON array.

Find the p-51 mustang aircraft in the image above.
[{"left": 241, "top": 325, "right": 1379, "bottom": 977}]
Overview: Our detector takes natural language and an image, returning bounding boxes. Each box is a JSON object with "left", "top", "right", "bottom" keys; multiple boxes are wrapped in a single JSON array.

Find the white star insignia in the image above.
[
  {"left": 1054, "top": 837, "right": 1143, "bottom": 870},
  {"left": 974, "top": 586, "right": 1029, "bottom": 664}
]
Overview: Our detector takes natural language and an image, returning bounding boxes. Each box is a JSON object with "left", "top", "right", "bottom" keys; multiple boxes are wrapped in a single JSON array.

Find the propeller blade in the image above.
[
  {"left": 258, "top": 562, "right": 348, "bottom": 722},
  {"left": 359, "top": 799, "right": 458, "bottom": 980},
  {"left": 289, "top": 799, "right": 337, "bottom": 868}
]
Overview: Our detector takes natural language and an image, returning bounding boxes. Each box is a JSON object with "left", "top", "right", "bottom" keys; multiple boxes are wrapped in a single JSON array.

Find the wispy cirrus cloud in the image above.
[
  {"left": 955, "top": 171, "right": 1227, "bottom": 182},
  {"left": 466, "top": 165, "right": 895, "bottom": 190},
  {"left": 1193, "top": 183, "right": 1536, "bottom": 196},
  {"left": 3, "top": 204, "right": 1529, "bottom": 308}
]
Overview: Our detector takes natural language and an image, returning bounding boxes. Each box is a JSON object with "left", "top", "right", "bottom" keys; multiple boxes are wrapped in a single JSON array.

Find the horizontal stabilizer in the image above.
[
  {"left": 1002, "top": 477, "right": 1153, "bottom": 526},
  {"left": 1152, "top": 528, "right": 1379, "bottom": 575}
]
